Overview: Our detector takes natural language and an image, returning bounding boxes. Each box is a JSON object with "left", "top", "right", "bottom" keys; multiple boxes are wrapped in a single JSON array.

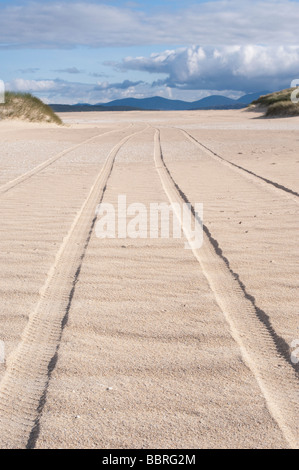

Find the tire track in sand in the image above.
[
  {"left": 0, "top": 125, "right": 146, "bottom": 449},
  {"left": 154, "top": 129, "right": 299, "bottom": 449},
  {"left": 180, "top": 128, "right": 299, "bottom": 201},
  {"left": 0, "top": 125, "right": 131, "bottom": 196}
]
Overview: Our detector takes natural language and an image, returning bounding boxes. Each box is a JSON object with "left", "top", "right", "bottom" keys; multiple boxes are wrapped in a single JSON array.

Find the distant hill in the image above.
[
  {"left": 98, "top": 92, "right": 269, "bottom": 110},
  {"left": 190, "top": 95, "right": 237, "bottom": 109},
  {"left": 250, "top": 88, "right": 299, "bottom": 117},
  {"left": 98, "top": 96, "right": 190, "bottom": 111},
  {"left": 99, "top": 95, "right": 242, "bottom": 110},
  {"left": 237, "top": 91, "right": 270, "bottom": 104},
  {"left": 50, "top": 91, "right": 269, "bottom": 112},
  {"left": 1, "top": 92, "right": 62, "bottom": 124},
  {"left": 50, "top": 103, "right": 141, "bottom": 112}
]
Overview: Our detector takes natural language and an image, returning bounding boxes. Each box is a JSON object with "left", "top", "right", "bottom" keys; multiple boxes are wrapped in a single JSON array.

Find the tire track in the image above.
[
  {"left": 179, "top": 128, "right": 299, "bottom": 201},
  {"left": 0, "top": 125, "right": 131, "bottom": 196},
  {"left": 154, "top": 129, "right": 299, "bottom": 448},
  {"left": 0, "top": 125, "right": 146, "bottom": 449}
]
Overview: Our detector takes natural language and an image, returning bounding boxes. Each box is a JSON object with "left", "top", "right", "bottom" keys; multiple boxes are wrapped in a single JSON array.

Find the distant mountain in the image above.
[
  {"left": 97, "top": 96, "right": 190, "bottom": 110},
  {"left": 50, "top": 103, "right": 141, "bottom": 112},
  {"left": 99, "top": 95, "right": 239, "bottom": 110},
  {"left": 190, "top": 95, "right": 237, "bottom": 108},
  {"left": 51, "top": 91, "right": 269, "bottom": 112},
  {"left": 188, "top": 95, "right": 247, "bottom": 110},
  {"left": 236, "top": 91, "right": 269, "bottom": 104},
  {"left": 99, "top": 92, "right": 269, "bottom": 110}
]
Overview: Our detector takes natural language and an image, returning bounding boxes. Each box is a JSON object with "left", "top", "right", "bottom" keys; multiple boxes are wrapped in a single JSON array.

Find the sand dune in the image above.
[{"left": 0, "top": 110, "right": 298, "bottom": 448}]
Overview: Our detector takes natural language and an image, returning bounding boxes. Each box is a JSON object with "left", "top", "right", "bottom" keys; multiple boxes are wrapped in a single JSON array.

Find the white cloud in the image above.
[
  {"left": 119, "top": 45, "right": 299, "bottom": 92},
  {"left": 5, "top": 77, "right": 155, "bottom": 104},
  {"left": 5, "top": 76, "right": 215, "bottom": 104},
  {"left": 7, "top": 79, "right": 57, "bottom": 92},
  {"left": 95, "top": 79, "right": 144, "bottom": 90},
  {"left": 0, "top": 1, "right": 299, "bottom": 48},
  {"left": 5, "top": 42, "right": 299, "bottom": 103}
]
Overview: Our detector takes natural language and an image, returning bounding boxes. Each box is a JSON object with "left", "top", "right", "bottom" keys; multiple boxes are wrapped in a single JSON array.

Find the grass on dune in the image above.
[
  {"left": 0, "top": 92, "right": 62, "bottom": 124},
  {"left": 251, "top": 88, "right": 299, "bottom": 117}
]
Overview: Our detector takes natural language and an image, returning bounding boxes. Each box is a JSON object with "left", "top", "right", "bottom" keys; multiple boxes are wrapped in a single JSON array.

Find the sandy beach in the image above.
[{"left": 0, "top": 109, "right": 298, "bottom": 449}]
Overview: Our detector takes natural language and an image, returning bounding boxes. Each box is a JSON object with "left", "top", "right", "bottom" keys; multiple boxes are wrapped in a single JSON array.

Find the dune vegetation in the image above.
[
  {"left": 0, "top": 92, "right": 62, "bottom": 124},
  {"left": 250, "top": 88, "right": 299, "bottom": 117}
]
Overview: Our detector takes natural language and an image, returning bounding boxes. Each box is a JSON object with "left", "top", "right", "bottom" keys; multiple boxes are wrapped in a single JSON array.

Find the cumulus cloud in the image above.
[
  {"left": 5, "top": 77, "right": 152, "bottom": 104},
  {"left": 0, "top": 1, "right": 299, "bottom": 48},
  {"left": 94, "top": 80, "right": 144, "bottom": 90},
  {"left": 6, "top": 43, "right": 299, "bottom": 103},
  {"left": 4, "top": 75, "right": 250, "bottom": 104},
  {"left": 7, "top": 78, "right": 57, "bottom": 92},
  {"left": 119, "top": 45, "right": 299, "bottom": 92}
]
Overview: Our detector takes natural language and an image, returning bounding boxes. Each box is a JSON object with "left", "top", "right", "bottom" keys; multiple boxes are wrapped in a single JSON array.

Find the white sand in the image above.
[{"left": 0, "top": 110, "right": 298, "bottom": 449}]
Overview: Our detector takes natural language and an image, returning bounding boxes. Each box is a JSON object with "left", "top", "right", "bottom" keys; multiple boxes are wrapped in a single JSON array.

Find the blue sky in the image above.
[{"left": 1, "top": 0, "right": 299, "bottom": 103}]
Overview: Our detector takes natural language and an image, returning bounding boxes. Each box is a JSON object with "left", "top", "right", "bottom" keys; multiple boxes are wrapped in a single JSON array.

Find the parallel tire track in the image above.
[
  {"left": 154, "top": 129, "right": 299, "bottom": 449},
  {"left": 0, "top": 126, "right": 146, "bottom": 449},
  {"left": 180, "top": 128, "right": 299, "bottom": 201},
  {"left": 0, "top": 125, "right": 130, "bottom": 196}
]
